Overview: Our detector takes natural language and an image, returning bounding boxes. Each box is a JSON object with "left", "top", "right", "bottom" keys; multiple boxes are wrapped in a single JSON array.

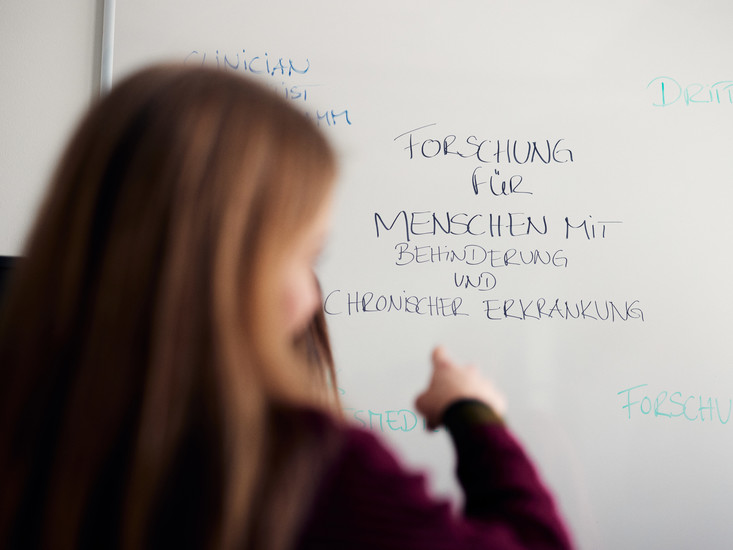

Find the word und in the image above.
[
  {"left": 483, "top": 299, "right": 645, "bottom": 321},
  {"left": 618, "top": 384, "right": 732, "bottom": 424},
  {"left": 393, "top": 242, "right": 569, "bottom": 268},
  {"left": 454, "top": 272, "right": 497, "bottom": 291},
  {"left": 647, "top": 77, "right": 733, "bottom": 107},
  {"left": 394, "top": 123, "right": 574, "bottom": 164},
  {"left": 343, "top": 407, "right": 439, "bottom": 433},
  {"left": 324, "top": 289, "right": 468, "bottom": 317}
]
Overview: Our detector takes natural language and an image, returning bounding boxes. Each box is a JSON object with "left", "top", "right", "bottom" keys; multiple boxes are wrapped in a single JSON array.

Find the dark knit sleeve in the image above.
[
  {"left": 443, "top": 399, "right": 573, "bottom": 549},
  {"left": 298, "top": 404, "right": 573, "bottom": 550}
]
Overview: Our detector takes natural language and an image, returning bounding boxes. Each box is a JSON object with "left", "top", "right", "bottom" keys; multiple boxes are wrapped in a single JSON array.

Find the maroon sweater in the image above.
[{"left": 297, "top": 400, "right": 574, "bottom": 549}]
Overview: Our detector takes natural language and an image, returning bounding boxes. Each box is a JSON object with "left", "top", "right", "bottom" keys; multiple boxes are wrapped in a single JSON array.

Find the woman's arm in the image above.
[
  {"left": 443, "top": 399, "right": 573, "bottom": 548},
  {"left": 297, "top": 348, "right": 574, "bottom": 549}
]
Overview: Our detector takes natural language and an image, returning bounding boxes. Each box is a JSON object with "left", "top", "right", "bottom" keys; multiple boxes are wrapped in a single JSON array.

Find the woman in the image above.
[{"left": 0, "top": 65, "right": 572, "bottom": 549}]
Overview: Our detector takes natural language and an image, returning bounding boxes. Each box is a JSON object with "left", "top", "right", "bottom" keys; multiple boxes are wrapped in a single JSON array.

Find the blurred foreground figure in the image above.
[{"left": 0, "top": 65, "right": 572, "bottom": 550}]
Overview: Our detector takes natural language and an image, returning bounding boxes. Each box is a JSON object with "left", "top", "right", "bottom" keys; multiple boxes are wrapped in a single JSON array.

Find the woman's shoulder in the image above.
[
  {"left": 295, "top": 406, "right": 413, "bottom": 472},
  {"left": 296, "top": 409, "right": 462, "bottom": 550},
  {"left": 293, "top": 404, "right": 444, "bottom": 510},
  {"left": 296, "top": 406, "right": 573, "bottom": 550},
  {"left": 294, "top": 402, "right": 514, "bottom": 487}
]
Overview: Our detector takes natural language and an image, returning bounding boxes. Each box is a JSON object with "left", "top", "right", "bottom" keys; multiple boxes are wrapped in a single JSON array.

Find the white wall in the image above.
[{"left": 0, "top": 0, "right": 98, "bottom": 254}]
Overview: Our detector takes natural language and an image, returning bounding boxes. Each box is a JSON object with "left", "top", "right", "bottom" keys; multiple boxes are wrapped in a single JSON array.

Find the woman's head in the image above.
[{"left": 0, "top": 65, "right": 336, "bottom": 549}]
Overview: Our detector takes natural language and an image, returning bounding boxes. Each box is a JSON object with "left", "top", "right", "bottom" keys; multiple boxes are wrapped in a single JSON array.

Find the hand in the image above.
[{"left": 415, "top": 346, "right": 507, "bottom": 429}]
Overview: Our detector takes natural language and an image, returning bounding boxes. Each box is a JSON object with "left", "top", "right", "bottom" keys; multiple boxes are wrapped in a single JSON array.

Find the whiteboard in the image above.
[{"left": 112, "top": 2, "right": 733, "bottom": 548}]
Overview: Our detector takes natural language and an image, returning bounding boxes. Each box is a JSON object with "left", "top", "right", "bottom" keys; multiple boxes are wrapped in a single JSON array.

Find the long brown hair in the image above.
[
  {"left": 0, "top": 65, "right": 338, "bottom": 549},
  {"left": 296, "top": 277, "right": 341, "bottom": 409}
]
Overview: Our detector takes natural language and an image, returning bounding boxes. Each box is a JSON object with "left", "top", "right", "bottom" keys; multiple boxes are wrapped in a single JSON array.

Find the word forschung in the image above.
[
  {"left": 393, "top": 124, "right": 574, "bottom": 164},
  {"left": 618, "top": 384, "right": 732, "bottom": 424}
]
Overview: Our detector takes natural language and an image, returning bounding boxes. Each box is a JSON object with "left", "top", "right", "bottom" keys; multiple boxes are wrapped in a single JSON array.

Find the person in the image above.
[
  {"left": 0, "top": 256, "right": 15, "bottom": 303},
  {"left": 0, "top": 64, "right": 573, "bottom": 549},
  {"left": 294, "top": 276, "right": 342, "bottom": 410}
]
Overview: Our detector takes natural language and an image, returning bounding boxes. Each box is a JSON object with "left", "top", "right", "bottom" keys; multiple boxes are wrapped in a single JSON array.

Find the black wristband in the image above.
[{"left": 442, "top": 399, "right": 504, "bottom": 431}]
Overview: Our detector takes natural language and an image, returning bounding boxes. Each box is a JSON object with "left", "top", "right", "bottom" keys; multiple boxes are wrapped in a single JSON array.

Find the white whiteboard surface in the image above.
[
  {"left": 112, "top": 2, "right": 733, "bottom": 548},
  {"left": 0, "top": 0, "right": 98, "bottom": 255}
]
